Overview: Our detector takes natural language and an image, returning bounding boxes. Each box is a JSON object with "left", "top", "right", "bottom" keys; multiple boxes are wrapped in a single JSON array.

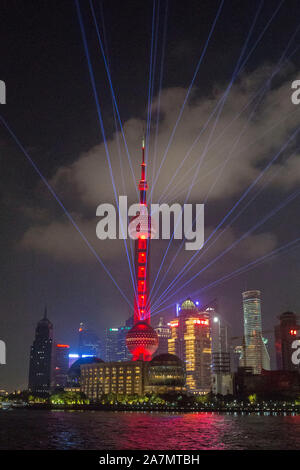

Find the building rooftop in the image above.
[
  {"left": 181, "top": 298, "right": 196, "bottom": 310},
  {"left": 150, "top": 353, "right": 183, "bottom": 366}
]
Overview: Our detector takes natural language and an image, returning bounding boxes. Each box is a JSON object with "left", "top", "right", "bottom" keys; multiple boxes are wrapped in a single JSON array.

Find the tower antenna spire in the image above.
[
  {"left": 139, "top": 135, "right": 148, "bottom": 205},
  {"left": 126, "top": 140, "right": 158, "bottom": 361}
]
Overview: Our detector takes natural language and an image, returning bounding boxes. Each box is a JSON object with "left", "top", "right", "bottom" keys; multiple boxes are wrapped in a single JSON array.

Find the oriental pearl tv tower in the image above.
[{"left": 126, "top": 139, "right": 158, "bottom": 361}]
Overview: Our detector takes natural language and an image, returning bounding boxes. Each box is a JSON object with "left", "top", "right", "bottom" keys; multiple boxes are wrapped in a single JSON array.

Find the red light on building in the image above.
[
  {"left": 138, "top": 294, "right": 146, "bottom": 307},
  {"left": 138, "top": 266, "right": 145, "bottom": 278},
  {"left": 138, "top": 238, "right": 147, "bottom": 250},
  {"left": 193, "top": 319, "right": 209, "bottom": 326},
  {"left": 56, "top": 344, "right": 70, "bottom": 348},
  {"left": 138, "top": 280, "right": 146, "bottom": 292},
  {"left": 290, "top": 329, "right": 297, "bottom": 336},
  {"left": 138, "top": 252, "right": 146, "bottom": 264}
]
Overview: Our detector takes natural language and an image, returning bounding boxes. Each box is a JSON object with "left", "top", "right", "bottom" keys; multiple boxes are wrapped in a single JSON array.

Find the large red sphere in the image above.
[{"left": 126, "top": 321, "right": 158, "bottom": 361}]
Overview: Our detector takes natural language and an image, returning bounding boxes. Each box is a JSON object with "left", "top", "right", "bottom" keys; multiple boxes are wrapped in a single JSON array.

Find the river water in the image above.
[{"left": 0, "top": 410, "right": 300, "bottom": 450}]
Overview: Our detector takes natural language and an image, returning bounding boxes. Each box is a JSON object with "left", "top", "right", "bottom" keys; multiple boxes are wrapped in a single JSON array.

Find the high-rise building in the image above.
[
  {"left": 154, "top": 317, "right": 171, "bottom": 356},
  {"left": 126, "top": 140, "right": 158, "bottom": 361},
  {"left": 105, "top": 325, "right": 132, "bottom": 362},
  {"left": 209, "top": 309, "right": 231, "bottom": 374},
  {"left": 78, "top": 322, "right": 101, "bottom": 357},
  {"left": 105, "top": 327, "right": 119, "bottom": 362},
  {"left": 241, "top": 290, "right": 270, "bottom": 374},
  {"left": 52, "top": 343, "right": 70, "bottom": 389},
  {"left": 210, "top": 310, "right": 233, "bottom": 395},
  {"left": 275, "top": 311, "right": 300, "bottom": 371},
  {"left": 168, "top": 298, "right": 211, "bottom": 393},
  {"left": 28, "top": 308, "right": 53, "bottom": 394},
  {"left": 117, "top": 326, "right": 132, "bottom": 361}
]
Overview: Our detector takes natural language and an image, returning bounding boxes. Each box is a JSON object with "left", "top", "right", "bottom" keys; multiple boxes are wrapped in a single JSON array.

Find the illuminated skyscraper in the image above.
[
  {"left": 210, "top": 310, "right": 233, "bottom": 395},
  {"left": 78, "top": 322, "right": 101, "bottom": 357},
  {"left": 126, "top": 140, "right": 158, "bottom": 361},
  {"left": 105, "top": 325, "right": 132, "bottom": 361},
  {"left": 241, "top": 290, "right": 270, "bottom": 374},
  {"left": 117, "top": 326, "right": 132, "bottom": 361},
  {"left": 105, "top": 327, "right": 119, "bottom": 362},
  {"left": 210, "top": 310, "right": 231, "bottom": 373},
  {"left": 168, "top": 299, "right": 211, "bottom": 393},
  {"left": 52, "top": 343, "right": 69, "bottom": 389},
  {"left": 28, "top": 308, "right": 53, "bottom": 394},
  {"left": 154, "top": 317, "right": 171, "bottom": 355}
]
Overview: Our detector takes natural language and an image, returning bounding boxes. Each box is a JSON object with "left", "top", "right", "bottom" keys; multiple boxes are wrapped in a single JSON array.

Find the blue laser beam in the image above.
[
  {"left": 96, "top": 0, "right": 137, "bottom": 284},
  {"left": 150, "top": 0, "right": 225, "bottom": 198},
  {"left": 157, "top": 0, "right": 287, "bottom": 204},
  {"left": 149, "top": 0, "right": 264, "bottom": 306},
  {"left": 152, "top": 23, "right": 300, "bottom": 306},
  {"left": 150, "top": 0, "right": 168, "bottom": 207},
  {"left": 152, "top": 125, "right": 300, "bottom": 308},
  {"left": 75, "top": 0, "right": 137, "bottom": 302},
  {"left": 145, "top": 0, "right": 158, "bottom": 172},
  {"left": 151, "top": 236, "right": 300, "bottom": 317},
  {"left": 0, "top": 114, "right": 133, "bottom": 309},
  {"left": 89, "top": 0, "right": 138, "bottom": 197}
]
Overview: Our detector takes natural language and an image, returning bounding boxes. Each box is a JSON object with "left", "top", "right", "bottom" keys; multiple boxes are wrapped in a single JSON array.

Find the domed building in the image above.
[
  {"left": 181, "top": 298, "right": 197, "bottom": 311},
  {"left": 66, "top": 357, "right": 104, "bottom": 391},
  {"left": 145, "top": 353, "right": 186, "bottom": 394}
]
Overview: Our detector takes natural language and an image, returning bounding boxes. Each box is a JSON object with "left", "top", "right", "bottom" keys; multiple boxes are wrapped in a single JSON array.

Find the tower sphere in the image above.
[{"left": 126, "top": 321, "right": 158, "bottom": 361}]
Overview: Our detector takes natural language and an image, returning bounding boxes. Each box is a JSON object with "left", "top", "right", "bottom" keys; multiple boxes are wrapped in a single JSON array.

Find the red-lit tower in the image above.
[{"left": 126, "top": 139, "right": 158, "bottom": 361}]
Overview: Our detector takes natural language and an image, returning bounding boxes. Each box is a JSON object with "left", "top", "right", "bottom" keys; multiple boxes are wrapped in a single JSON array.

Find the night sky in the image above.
[{"left": 1, "top": 0, "right": 300, "bottom": 390}]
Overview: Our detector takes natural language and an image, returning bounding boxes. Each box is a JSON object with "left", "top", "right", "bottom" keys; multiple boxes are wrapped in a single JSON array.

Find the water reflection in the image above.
[{"left": 1, "top": 410, "right": 300, "bottom": 449}]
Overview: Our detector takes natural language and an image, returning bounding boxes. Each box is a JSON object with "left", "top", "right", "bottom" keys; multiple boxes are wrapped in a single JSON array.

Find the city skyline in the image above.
[
  {"left": 7, "top": 286, "right": 296, "bottom": 396},
  {"left": 1, "top": 283, "right": 299, "bottom": 391},
  {"left": 24, "top": 291, "right": 300, "bottom": 397},
  {"left": 0, "top": 0, "right": 300, "bottom": 395}
]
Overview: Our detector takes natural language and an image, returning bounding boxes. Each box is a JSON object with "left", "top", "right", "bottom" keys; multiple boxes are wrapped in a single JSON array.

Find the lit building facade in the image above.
[
  {"left": 168, "top": 299, "right": 211, "bottom": 393},
  {"left": 154, "top": 317, "right": 171, "bottom": 355},
  {"left": 117, "top": 326, "right": 132, "bottom": 361},
  {"left": 81, "top": 354, "right": 186, "bottom": 400},
  {"left": 67, "top": 356, "right": 103, "bottom": 391},
  {"left": 210, "top": 309, "right": 231, "bottom": 375},
  {"left": 78, "top": 322, "right": 101, "bottom": 358},
  {"left": 105, "top": 326, "right": 132, "bottom": 362},
  {"left": 241, "top": 290, "right": 270, "bottom": 374},
  {"left": 28, "top": 308, "right": 53, "bottom": 394},
  {"left": 275, "top": 311, "right": 300, "bottom": 371},
  {"left": 210, "top": 311, "right": 232, "bottom": 396},
  {"left": 81, "top": 361, "right": 145, "bottom": 400},
  {"left": 145, "top": 353, "right": 186, "bottom": 394},
  {"left": 105, "top": 327, "right": 119, "bottom": 362},
  {"left": 52, "top": 343, "right": 69, "bottom": 389}
]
